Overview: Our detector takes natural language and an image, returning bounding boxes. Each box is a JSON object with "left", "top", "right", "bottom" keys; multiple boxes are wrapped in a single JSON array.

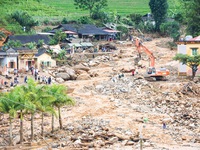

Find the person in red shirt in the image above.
[{"left": 132, "top": 69, "right": 135, "bottom": 76}]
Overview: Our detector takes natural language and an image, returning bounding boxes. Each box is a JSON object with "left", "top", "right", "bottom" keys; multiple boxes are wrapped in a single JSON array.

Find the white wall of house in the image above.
[
  {"left": 177, "top": 45, "right": 187, "bottom": 75},
  {"left": 36, "top": 53, "right": 56, "bottom": 70}
]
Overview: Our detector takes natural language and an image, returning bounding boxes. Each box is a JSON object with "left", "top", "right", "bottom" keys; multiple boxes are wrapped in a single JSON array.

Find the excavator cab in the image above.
[
  {"left": 145, "top": 67, "right": 169, "bottom": 81},
  {"left": 147, "top": 67, "right": 156, "bottom": 74}
]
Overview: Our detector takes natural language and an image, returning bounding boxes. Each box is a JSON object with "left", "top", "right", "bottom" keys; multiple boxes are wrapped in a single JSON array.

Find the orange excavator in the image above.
[{"left": 135, "top": 38, "right": 170, "bottom": 81}]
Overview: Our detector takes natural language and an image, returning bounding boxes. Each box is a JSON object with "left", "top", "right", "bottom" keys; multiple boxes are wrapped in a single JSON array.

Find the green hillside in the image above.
[
  {"left": 0, "top": 0, "right": 181, "bottom": 21},
  {"left": 0, "top": 0, "right": 181, "bottom": 32}
]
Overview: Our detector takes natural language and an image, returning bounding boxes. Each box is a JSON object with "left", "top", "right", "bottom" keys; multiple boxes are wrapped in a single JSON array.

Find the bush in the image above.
[
  {"left": 143, "top": 21, "right": 155, "bottom": 33},
  {"left": 11, "top": 11, "right": 38, "bottom": 32},
  {"left": 117, "top": 26, "right": 128, "bottom": 40},
  {"left": 3, "top": 40, "right": 22, "bottom": 49},
  {"left": 91, "top": 10, "right": 110, "bottom": 24},
  {"left": 160, "top": 21, "right": 180, "bottom": 41},
  {"left": 42, "top": 27, "right": 51, "bottom": 32},
  {"left": 61, "top": 17, "right": 68, "bottom": 24},
  {"left": 121, "top": 17, "right": 133, "bottom": 26},
  {"left": 129, "top": 13, "right": 143, "bottom": 26},
  {"left": 43, "top": 19, "right": 50, "bottom": 25},
  {"left": 174, "top": 13, "right": 184, "bottom": 23},
  {"left": 78, "top": 16, "right": 93, "bottom": 24}
]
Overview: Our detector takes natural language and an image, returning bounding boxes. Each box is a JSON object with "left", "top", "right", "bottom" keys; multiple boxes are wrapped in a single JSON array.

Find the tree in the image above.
[
  {"left": 49, "top": 30, "right": 66, "bottom": 45},
  {"left": 74, "top": 0, "right": 107, "bottom": 17},
  {"left": 0, "top": 31, "right": 6, "bottom": 40},
  {"left": 11, "top": 11, "right": 38, "bottom": 32},
  {"left": 3, "top": 40, "right": 22, "bottom": 50},
  {"left": 149, "top": 0, "right": 168, "bottom": 32},
  {"left": 184, "top": 0, "right": 200, "bottom": 36},
  {"left": 0, "top": 92, "right": 18, "bottom": 145},
  {"left": 36, "top": 85, "right": 55, "bottom": 137},
  {"left": 173, "top": 54, "right": 200, "bottom": 80},
  {"left": 21, "top": 79, "right": 37, "bottom": 141},
  {"left": 10, "top": 86, "right": 35, "bottom": 144},
  {"left": 160, "top": 21, "right": 180, "bottom": 42},
  {"left": 57, "top": 49, "right": 67, "bottom": 60},
  {"left": 47, "top": 84, "right": 75, "bottom": 130}
]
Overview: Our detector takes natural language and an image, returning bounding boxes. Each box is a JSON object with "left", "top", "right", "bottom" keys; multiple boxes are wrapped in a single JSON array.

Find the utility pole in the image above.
[{"left": 139, "top": 125, "right": 143, "bottom": 150}]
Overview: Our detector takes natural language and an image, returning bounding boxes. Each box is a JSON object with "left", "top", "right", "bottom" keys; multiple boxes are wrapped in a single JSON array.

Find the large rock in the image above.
[
  {"left": 88, "top": 61, "right": 100, "bottom": 67},
  {"left": 56, "top": 73, "right": 70, "bottom": 80},
  {"left": 65, "top": 68, "right": 77, "bottom": 80},
  {"left": 77, "top": 73, "right": 91, "bottom": 80},
  {"left": 57, "top": 68, "right": 66, "bottom": 72},
  {"left": 56, "top": 77, "right": 65, "bottom": 83},
  {"left": 74, "top": 64, "right": 90, "bottom": 72}
]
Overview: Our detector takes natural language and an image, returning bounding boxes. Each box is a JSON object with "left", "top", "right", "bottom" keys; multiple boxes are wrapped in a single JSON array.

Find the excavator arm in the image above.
[
  {"left": 134, "top": 38, "right": 170, "bottom": 81},
  {"left": 135, "top": 38, "right": 155, "bottom": 67}
]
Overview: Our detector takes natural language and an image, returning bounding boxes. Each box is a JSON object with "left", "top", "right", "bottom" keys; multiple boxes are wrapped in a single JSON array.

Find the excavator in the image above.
[{"left": 135, "top": 38, "right": 170, "bottom": 81}]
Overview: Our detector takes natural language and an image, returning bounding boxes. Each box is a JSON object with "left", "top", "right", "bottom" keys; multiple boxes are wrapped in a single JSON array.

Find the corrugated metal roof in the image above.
[
  {"left": 68, "top": 43, "right": 82, "bottom": 47},
  {"left": 68, "top": 42, "right": 93, "bottom": 47},
  {"left": 189, "top": 35, "right": 200, "bottom": 41}
]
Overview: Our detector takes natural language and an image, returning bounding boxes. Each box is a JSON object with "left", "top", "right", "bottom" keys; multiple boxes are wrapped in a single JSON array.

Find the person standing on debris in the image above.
[
  {"left": 24, "top": 76, "right": 27, "bottom": 83},
  {"left": 132, "top": 69, "right": 135, "bottom": 76},
  {"left": 163, "top": 122, "right": 166, "bottom": 129},
  {"left": 35, "top": 73, "right": 37, "bottom": 81},
  {"left": 14, "top": 68, "right": 17, "bottom": 75},
  {"left": 10, "top": 82, "right": 14, "bottom": 87},
  {"left": 48, "top": 76, "right": 51, "bottom": 84}
]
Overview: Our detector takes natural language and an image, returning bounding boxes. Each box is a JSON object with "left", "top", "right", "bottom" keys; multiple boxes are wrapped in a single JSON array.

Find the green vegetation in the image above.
[
  {"left": 74, "top": 0, "right": 108, "bottom": 17},
  {"left": 0, "top": 78, "right": 75, "bottom": 145},
  {"left": 149, "top": 0, "right": 168, "bottom": 31},
  {"left": 3, "top": 0, "right": 200, "bottom": 40},
  {"left": 173, "top": 54, "right": 200, "bottom": 80},
  {"left": 0, "top": 0, "right": 180, "bottom": 22}
]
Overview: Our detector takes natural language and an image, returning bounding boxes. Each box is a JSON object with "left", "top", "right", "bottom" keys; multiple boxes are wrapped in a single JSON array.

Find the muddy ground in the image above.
[{"left": 0, "top": 37, "right": 199, "bottom": 150}]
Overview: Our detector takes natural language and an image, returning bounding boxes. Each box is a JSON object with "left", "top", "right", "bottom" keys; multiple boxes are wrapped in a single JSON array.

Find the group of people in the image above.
[{"left": 24, "top": 66, "right": 52, "bottom": 85}]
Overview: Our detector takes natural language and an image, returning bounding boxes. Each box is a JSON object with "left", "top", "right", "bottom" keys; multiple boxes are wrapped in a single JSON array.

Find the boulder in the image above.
[
  {"left": 57, "top": 68, "right": 66, "bottom": 72},
  {"left": 65, "top": 68, "right": 77, "bottom": 80},
  {"left": 88, "top": 61, "right": 100, "bottom": 67},
  {"left": 74, "top": 64, "right": 90, "bottom": 72},
  {"left": 56, "top": 73, "right": 70, "bottom": 80},
  {"left": 77, "top": 73, "right": 91, "bottom": 80},
  {"left": 56, "top": 77, "right": 65, "bottom": 83}
]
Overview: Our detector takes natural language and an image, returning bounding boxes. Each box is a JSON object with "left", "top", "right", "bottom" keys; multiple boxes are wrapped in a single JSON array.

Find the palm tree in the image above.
[
  {"left": 21, "top": 78, "right": 38, "bottom": 141},
  {"left": 11, "top": 86, "right": 35, "bottom": 144},
  {"left": 0, "top": 92, "right": 18, "bottom": 146},
  {"left": 36, "top": 85, "right": 56, "bottom": 136},
  {"left": 47, "top": 84, "right": 75, "bottom": 130}
]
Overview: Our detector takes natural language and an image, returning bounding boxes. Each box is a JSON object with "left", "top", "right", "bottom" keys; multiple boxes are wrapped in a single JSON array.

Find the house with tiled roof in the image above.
[
  {"left": 0, "top": 48, "right": 18, "bottom": 75},
  {"left": 34, "top": 48, "right": 56, "bottom": 71},
  {"left": 51, "top": 24, "right": 110, "bottom": 41},
  {"left": 176, "top": 35, "right": 200, "bottom": 76},
  {"left": 13, "top": 47, "right": 38, "bottom": 71},
  {"left": 5, "top": 34, "right": 50, "bottom": 45}
]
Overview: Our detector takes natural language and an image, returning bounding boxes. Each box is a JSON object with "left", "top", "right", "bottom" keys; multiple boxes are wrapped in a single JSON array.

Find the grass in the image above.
[{"left": 0, "top": 0, "right": 181, "bottom": 27}]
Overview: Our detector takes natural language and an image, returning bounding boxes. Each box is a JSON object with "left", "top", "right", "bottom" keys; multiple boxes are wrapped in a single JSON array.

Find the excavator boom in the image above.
[{"left": 135, "top": 38, "right": 169, "bottom": 80}]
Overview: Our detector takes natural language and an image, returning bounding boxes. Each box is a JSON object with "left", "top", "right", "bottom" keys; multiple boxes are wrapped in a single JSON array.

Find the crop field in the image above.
[
  {"left": 0, "top": 0, "right": 181, "bottom": 23},
  {"left": 41, "top": 0, "right": 181, "bottom": 16}
]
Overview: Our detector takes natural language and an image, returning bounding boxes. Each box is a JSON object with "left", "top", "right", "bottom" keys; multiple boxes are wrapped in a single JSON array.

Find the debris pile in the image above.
[{"left": 46, "top": 116, "right": 150, "bottom": 149}]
